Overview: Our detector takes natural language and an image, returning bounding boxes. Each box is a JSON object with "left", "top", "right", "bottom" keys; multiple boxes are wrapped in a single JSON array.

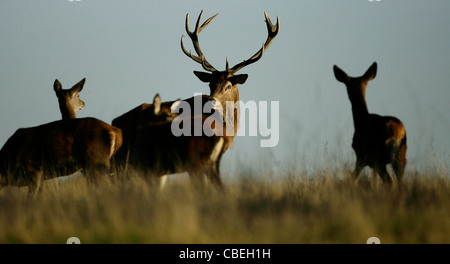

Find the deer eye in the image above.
[{"left": 225, "top": 84, "right": 232, "bottom": 90}]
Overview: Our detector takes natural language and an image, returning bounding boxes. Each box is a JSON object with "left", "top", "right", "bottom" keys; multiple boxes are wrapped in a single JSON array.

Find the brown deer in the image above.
[
  {"left": 53, "top": 78, "right": 86, "bottom": 119},
  {"left": 114, "top": 94, "right": 227, "bottom": 187},
  {"left": 53, "top": 78, "right": 123, "bottom": 182},
  {"left": 111, "top": 93, "right": 179, "bottom": 176},
  {"left": 111, "top": 11, "right": 279, "bottom": 187},
  {"left": 47, "top": 78, "right": 87, "bottom": 181},
  {"left": 0, "top": 79, "right": 123, "bottom": 194},
  {"left": 180, "top": 10, "right": 279, "bottom": 153},
  {"left": 333, "top": 62, "right": 407, "bottom": 186}
]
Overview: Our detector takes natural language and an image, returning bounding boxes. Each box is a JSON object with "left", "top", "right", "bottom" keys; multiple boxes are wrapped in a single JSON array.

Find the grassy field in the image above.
[{"left": 0, "top": 165, "right": 449, "bottom": 244}]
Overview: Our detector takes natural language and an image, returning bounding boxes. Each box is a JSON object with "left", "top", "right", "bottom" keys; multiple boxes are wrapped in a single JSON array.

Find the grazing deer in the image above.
[
  {"left": 0, "top": 79, "right": 123, "bottom": 195},
  {"left": 333, "top": 62, "right": 407, "bottom": 186},
  {"left": 111, "top": 11, "right": 279, "bottom": 187}
]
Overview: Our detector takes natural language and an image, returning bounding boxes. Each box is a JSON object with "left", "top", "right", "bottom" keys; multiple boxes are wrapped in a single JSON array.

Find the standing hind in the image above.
[{"left": 333, "top": 62, "right": 407, "bottom": 186}]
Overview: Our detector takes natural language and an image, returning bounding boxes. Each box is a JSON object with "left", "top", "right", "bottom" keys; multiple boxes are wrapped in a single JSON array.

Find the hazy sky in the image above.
[{"left": 0, "top": 1, "right": 449, "bottom": 177}]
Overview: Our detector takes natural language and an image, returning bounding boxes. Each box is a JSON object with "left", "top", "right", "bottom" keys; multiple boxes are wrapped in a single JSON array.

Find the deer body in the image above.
[
  {"left": 0, "top": 118, "right": 120, "bottom": 189},
  {"left": 124, "top": 112, "right": 229, "bottom": 187},
  {"left": 333, "top": 62, "right": 407, "bottom": 185},
  {"left": 112, "top": 94, "right": 229, "bottom": 187},
  {"left": 54, "top": 78, "right": 123, "bottom": 178},
  {"left": 0, "top": 79, "right": 123, "bottom": 194},
  {"left": 111, "top": 94, "right": 178, "bottom": 174}
]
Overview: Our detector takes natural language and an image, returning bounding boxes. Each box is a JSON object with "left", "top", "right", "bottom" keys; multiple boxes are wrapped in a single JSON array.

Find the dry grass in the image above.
[{"left": 0, "top": 165, "right": 449, "bottom": 244}]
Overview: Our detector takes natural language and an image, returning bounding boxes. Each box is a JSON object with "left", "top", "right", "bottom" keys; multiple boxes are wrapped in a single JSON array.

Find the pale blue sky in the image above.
[{"left": 0, "top": 1, "right": 449, "bottom": 176}]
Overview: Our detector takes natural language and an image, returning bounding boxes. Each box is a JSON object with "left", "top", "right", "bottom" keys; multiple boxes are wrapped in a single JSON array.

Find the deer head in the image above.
[
  {"left": 333, "top": 62, "right": 377, "bottom": 110},
  {"left": 181, "top": 11, "right": 279, "bottom": 124},
  {"left": 53, "top": 78, "right": 86, "bottom": 119}
]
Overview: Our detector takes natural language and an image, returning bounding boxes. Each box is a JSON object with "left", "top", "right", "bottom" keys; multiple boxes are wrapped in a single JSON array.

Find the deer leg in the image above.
[
  {"left": 205, "top": 137, "right": 225, "bottom": 189},
  {"left": 392, "top": 159, "right": 405, "bottom": 193},
  {"left": 138, "top": 169, "right": 166, "bottom": 189},
  {"left": 83, "top": 167, "right": 95, "bottom": 185},
  {"left": 393, "top": 144, "right": 407, "bottom": 187},
  {"left": 376, "top": 165, "right": 392, "bottom": 185},
  {"left": 28, "top": 171, "right": 43, "bottom": 197},
  {"left": 351, "top": 159, "right": 364, "bottom": 181},
  {"left": 85, "top": 163, "right": 110, "bottom": 185},
  {"left": 120, "top": 149, "right": 132, "bottom": 181},
  {"left": 144, "top": 172, "right": 168, "bottom": 189},
  {"left": 0, "top": 174, "right": 5, "bottom": 193},
  {"left": 391, "top": 160, "right": 403, "bottom": 184},
  {"left": 107, "top": 164, "right": 118, "bottom": 184},
  {"left": 387, "top": 136, "right": 406, "bottom": 187},
  {"left": 207, "top": 162, "right": 224, "bottom": 190},
  {"left": 188, "top": 169, "right": 206, "bottom": 190},
  {"left": 158, "top": 175, "right": 168, "bottom": 190}
]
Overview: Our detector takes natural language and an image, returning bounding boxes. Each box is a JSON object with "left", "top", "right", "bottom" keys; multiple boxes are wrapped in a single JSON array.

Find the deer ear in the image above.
[
  {"left": 230, "top": 74, "right": 248, "bottom": 85},
  {"left": 194, "top": 71, "right": 214, "bottom": 83},
  {"left": 54, "top": 79, "right": 62, "bottom": 93},
  {"left": 71, "top": 78, "right": 86, "bottom": 93},
  {"left": 170, "top": 100, "right": 182, "bottom": 113},
  {"left": 333, "top": 65, "right": 349, "bottom": 83},
  {"left": 363, "top": 62, "right": 377, "bottom": 81},
  {"left": 153, "top": 93, "right": 161, "bottom": 114}
]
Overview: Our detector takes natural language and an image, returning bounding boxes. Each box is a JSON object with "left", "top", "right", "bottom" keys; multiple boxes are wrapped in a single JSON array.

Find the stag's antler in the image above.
[
  {"left": 181, "top": 11, "right": 279, "bottom": 74},
  {"left": 227, "top": 12, "right": 280, "bottom": 74},
  {"left": 181, "top": 10, "right": 219, "bottom": 72}
]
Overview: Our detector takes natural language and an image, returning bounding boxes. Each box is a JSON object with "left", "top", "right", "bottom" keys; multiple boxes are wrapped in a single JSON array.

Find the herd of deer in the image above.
[{"left": 0, "top": 11, "right": 407, "bottom": 195}]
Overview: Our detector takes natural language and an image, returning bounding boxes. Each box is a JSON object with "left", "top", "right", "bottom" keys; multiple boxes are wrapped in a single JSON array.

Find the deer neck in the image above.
[
  {"left": 212, "top": 94, "right": 240, "bottom": 137},
  {"left": 230, "top": 88, "right": 240, "bottom": 135},
  {"left": 59, "top": 102, "right": 77, "bottom": 119},
  {"left": 230, "top": 97, "right": 240, "bottom": 136},
  {"left": 349, "top": 94, "right": 369, "bottom": 129}
]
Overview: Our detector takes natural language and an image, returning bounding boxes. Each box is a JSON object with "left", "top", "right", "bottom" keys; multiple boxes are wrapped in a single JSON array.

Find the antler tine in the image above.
[
  {"left": 181, "top": 10, "right": 219, "bottom": 72},
  {"left": 185, "top": 13, "right": 192, "bottom": 37},
  {"left": 199, "top": 12, "right": 219, "bottom": 33},
  {"left": 180, "top": 36, "right": 200, "bottom": 62},
  {"left": 264, "top": 11, "right": 280, "bottom": 40},
  {"left": 226, "top": 56, "right": 229, "bottom": 72},
  {"left": 185, "top": 11, "right": 219, "bottom": 38},
  {"left": 227, "top": 12, "right": 279, "bottom": 75},
  {"left": 194, "top": 10, "right": 203, "bottom": 36}
]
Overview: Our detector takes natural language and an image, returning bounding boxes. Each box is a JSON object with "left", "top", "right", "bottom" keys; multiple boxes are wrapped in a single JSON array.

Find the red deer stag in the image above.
[
  {"left": 0, "top": 79, "right": 123, "bottom": 195},
  {"left": 112, "top": 11, "right": 279, "bottom": 187},
  {"left": 333, "top": 62, "right": 407, "bottom": 186},
  {"left": 180, "top": 10, "right": 279, "bottom": 153}
]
